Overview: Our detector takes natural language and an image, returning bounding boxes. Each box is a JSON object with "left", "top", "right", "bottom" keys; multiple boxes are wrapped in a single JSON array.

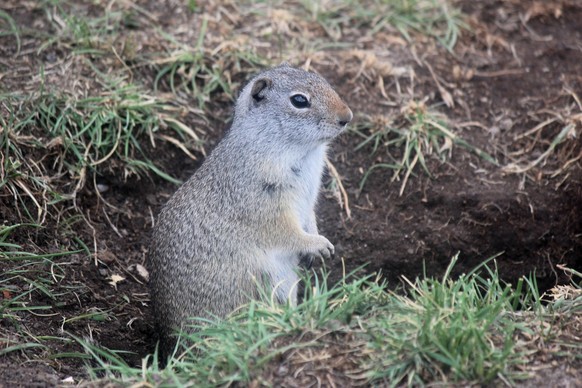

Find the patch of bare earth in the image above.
[{"left": 1, "top": 0, "right": 581, "bottom": 386}]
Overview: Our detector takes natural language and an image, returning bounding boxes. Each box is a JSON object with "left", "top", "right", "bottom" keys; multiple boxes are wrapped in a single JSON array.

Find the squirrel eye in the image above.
[{"left": 290, "top": 94, "right": 310, "bottom": 109}]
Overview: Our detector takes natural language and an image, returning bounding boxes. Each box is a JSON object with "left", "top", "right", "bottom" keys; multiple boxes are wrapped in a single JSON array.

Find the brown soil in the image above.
[{"left": 1, "top": 0, "right": 581, "bottom": 386}]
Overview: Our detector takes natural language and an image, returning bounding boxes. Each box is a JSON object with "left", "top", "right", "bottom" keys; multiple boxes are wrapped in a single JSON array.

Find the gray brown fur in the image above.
[{"left": 147, "top": 64, "right": 352, "bottom": 361}]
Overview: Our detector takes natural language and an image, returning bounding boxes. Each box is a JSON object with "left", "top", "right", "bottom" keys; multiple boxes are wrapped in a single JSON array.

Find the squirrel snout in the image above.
[{"left": 338, "top": 107, "right": 353, "bottom": 127}]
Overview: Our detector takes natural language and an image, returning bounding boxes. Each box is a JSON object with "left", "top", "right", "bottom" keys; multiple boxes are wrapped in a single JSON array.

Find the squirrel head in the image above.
[{"left": 232, "top": 64, "right": 353, "bottom": 149}]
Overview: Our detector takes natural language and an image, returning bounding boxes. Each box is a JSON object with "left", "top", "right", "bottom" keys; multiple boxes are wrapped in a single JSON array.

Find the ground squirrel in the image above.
[{"left": 148, "top": 63, "right": 353, "bottom": 361}]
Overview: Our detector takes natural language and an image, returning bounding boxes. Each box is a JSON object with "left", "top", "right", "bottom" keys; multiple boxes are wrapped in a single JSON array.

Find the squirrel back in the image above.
[{"left": 148, "top": 63, "right": 352, "bottom": 362}]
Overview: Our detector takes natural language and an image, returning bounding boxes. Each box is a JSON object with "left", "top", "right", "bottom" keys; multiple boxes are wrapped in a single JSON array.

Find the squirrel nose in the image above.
[{"left": 338, "top": 108, "right": 353, "bottom": 127}]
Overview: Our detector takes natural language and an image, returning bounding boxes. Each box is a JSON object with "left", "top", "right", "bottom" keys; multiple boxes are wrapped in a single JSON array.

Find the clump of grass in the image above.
[
  {"left": 1, "top": 84, "right": 202, "bottom": 213},
  {"left": 366, "top": 257, "right": 522, "bottom": 385},
  {"left": 0, "top": 106, "right": 60, "bottom": 223},
  {"left": 39, "top": 0, "right": 129, "bottom": 55},
  {"left": 381, "top": 0, "right": 464, "bottom": 50},
  {"left": 0, "top": 224, "right": 87, "bottom": 314},
  {"left": 31, "top": 85, "right": 202, "bottom": 185},
  {"left": 77, "top": 255, "right": 563, "bottom": 386},
  {"left": 351, "top": 101, "right": 497, "bottom": 195},
  {"left": 299, "top": 0, "right": 465, "bottom": 49},
  {"left": 0, "top": 223, "right": 86, "bottom": 357},
  {"left": 152, "top": 18, "right": 266, "bottom": 109},
  {"left": 0, "top": 223, "right": 118, "bottom": 361},
  {"left": 502, "top": 90, "right": 582, "bottom": 181}
]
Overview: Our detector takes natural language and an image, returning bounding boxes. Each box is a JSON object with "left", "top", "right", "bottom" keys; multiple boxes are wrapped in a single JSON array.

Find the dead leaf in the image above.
[{"left": 108, "top": 274, "right": 125, "bottom": 289}]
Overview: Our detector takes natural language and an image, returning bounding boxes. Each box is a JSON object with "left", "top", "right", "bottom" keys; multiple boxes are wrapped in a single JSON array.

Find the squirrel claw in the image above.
[
  {"left": 302, "top": 235, "right": 334, "bottom": 261},
  {"left": 321, "top": 245, "right": 333, "bottom": 260}
]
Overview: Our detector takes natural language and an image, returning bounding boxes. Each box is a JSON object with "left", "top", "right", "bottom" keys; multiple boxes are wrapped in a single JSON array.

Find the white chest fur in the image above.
[{"left": 288, "top": 144, "right": 327, "bottom": 227}]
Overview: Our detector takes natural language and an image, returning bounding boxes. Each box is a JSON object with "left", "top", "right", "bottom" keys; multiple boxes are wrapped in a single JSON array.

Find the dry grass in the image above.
[{"left": 503, "top": 87, "right": 582, "bottom": 188}]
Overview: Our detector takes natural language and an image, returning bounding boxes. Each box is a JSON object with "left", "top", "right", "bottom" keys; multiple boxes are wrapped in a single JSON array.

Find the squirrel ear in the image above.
[{"left": 251, "top": 77, "right": 272, "bottom": 103}]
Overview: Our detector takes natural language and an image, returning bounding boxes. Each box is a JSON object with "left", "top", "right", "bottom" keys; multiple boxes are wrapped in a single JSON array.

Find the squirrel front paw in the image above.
[{"left": 301, "top": 235, "right": 334, "bottom": 260}]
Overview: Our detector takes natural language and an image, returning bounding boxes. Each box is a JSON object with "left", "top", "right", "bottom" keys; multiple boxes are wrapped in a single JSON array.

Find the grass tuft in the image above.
[
  {"left": 152, "top": 18, "right": 266, "bottom": 109},
  {"left": 39, "top": 0, "right": 126, "bottom": 55},
  {"left": 352, "top": 101, "right": 497, "bottom": 195},
  {"left": 0, "top": 111, "right": 55, "bottom": 223},
  {"left": 29, "top": 85, "right": 201, "bottom": 184},
  {"left": 0, "top": 223, "right": 86, "bottom": 357},
  {"left": 299, "top": 0, "right": 465, "bottom": 49},
  {"left": 1, "top": 84, "right": 203, "bottom": 222},
  {"left": 365, "top": 256, "right": 523, "bottom": 385}
]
